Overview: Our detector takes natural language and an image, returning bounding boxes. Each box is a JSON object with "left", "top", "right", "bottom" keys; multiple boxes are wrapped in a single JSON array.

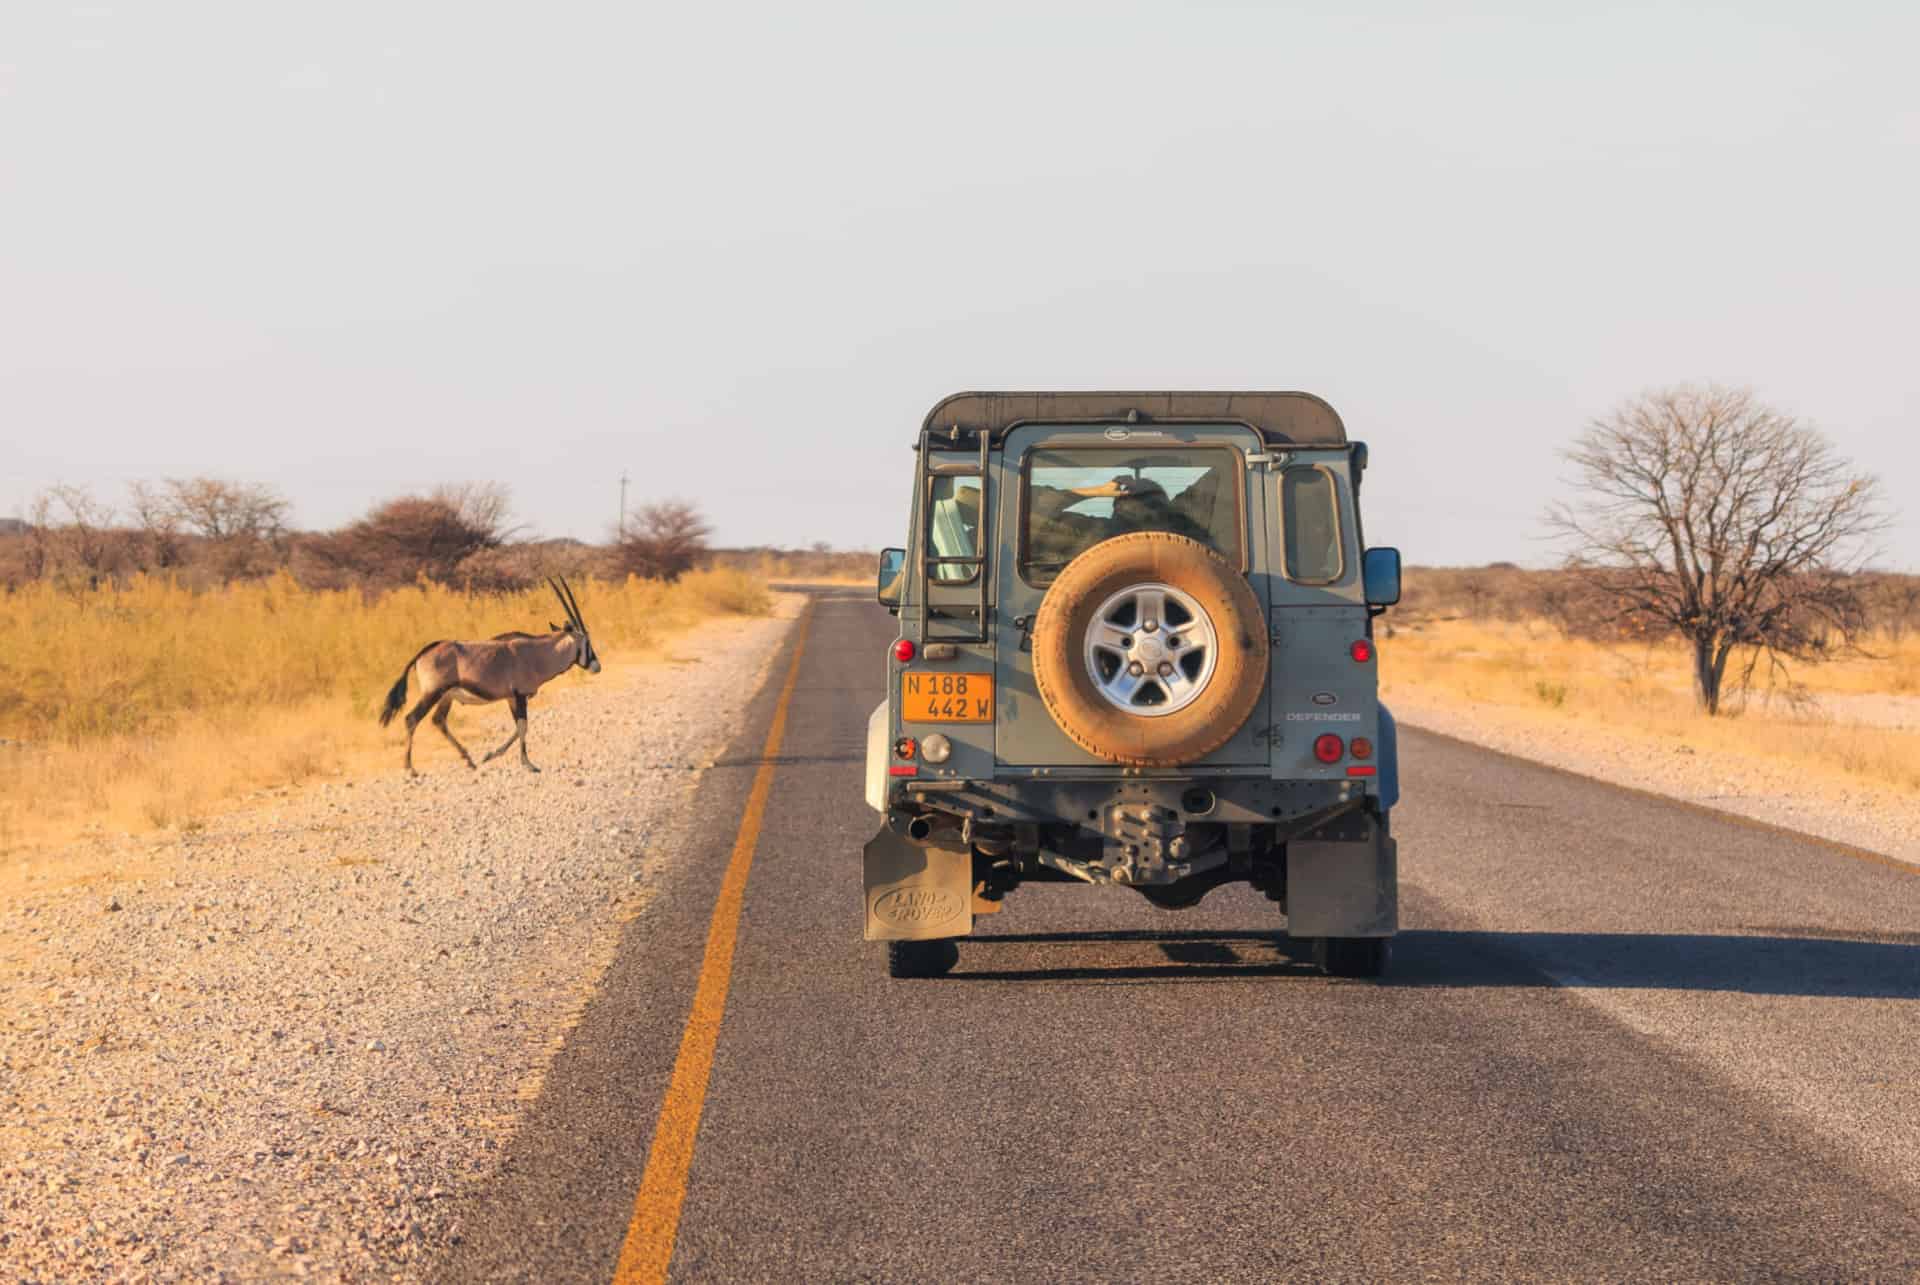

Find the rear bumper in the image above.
[{"left": 896, "top": 774, "right": 1366, "bottom": 838}]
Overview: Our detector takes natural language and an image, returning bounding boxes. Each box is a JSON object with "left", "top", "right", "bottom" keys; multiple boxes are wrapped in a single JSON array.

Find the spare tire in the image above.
[{"left": 1031, "top": 532, "right": 1268, "bottom": 766}]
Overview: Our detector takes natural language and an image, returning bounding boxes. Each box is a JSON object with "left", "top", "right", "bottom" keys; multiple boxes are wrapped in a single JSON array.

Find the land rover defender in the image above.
[{"left": 864, "top": 392, "right": 1402, "bottom": 978}]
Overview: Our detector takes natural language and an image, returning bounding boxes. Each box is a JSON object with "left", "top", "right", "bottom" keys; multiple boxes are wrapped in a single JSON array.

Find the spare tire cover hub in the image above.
[{"left": 1082, "top": 581, "right": 1219, "bottom": 717}]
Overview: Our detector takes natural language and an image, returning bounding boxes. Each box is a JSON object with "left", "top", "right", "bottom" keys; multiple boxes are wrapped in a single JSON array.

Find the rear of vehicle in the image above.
[{"left": 865, "top": 392, "right": 1402, "bottom": 978}]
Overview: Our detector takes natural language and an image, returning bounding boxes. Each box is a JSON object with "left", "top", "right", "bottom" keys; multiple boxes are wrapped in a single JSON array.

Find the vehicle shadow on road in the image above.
[
  {"left": 946, "top": 929, "right": 1324, "bottom": 983},
  {"left": 943, "top": 929, "right": 1920, "bottom": 996},
  {"left": 1390, "top": 930, "right": 1920, "bottom": 998}
]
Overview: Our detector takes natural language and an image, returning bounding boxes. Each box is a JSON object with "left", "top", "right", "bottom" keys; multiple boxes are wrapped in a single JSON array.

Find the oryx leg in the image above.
[
  {"left": 403, "top": 683, "right": 456, "bottom": 776},
  {"left": 482, "top": 693, "right": 536, "bottom": 771},
  {"left": 431, "top": 693, "right": 477, "bottom": 769},
  {"left": 514, "top": 693, "right": 539, "bottom": 773}
]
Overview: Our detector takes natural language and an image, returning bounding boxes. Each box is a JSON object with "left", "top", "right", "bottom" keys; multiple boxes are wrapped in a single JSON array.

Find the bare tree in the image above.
[
  {"left": 616, "top": 500, "right": 711, "bottom": 582},
  {"left": 148, "top": 477, "right": 291, "bottom": 543},
  {"left": 126, "top": 481, "right": 187, "bottom": 569},
  {"left": 28, "top": 484, "right": 118, "bottom": 587},
  {"left": 433, "top": 482, "right": 517, "bottom": 547},
  {"left": 1547, "top": 385, "right": 1884, "bottom": 714}
]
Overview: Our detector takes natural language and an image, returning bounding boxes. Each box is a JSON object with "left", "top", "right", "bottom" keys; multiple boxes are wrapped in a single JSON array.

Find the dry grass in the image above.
[
  {"left": 0, "top": 570, "right": 769, "bottom": 853},
  {"left": 1381, "top": 619, "right": 1920, "bottom": 795}
]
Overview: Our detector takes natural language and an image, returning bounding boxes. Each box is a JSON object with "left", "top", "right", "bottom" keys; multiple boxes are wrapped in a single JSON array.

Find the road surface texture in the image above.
[{"left": 437, "top": 589, "right": 1920, "bottom": 1282}]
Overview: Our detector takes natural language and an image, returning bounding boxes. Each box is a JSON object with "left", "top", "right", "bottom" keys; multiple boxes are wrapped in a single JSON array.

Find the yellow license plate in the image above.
[{"left": 901, "top": 672, "right": 994, "bottom": 722}]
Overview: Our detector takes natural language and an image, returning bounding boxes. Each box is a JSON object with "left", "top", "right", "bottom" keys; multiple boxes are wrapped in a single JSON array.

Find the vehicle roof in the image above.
[{"left": 921, "top": 391, "right": 1347, "bottom": 446}]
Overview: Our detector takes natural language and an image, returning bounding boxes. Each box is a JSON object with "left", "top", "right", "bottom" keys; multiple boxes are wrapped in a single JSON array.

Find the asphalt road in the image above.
[{"left": 438, "top": 589, "right": 1920, "bottom": 1282}]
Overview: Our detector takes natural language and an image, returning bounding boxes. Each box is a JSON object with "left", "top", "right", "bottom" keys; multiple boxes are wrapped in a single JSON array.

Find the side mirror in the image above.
[
  {"left": 1363, "top": 546, "right": 1402, "bottom": 607},
  {"left": 877, "top": 547, "right": 906, "bottom": 610}
]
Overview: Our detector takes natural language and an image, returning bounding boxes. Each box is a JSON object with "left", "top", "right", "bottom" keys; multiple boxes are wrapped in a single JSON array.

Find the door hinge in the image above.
[{"left": 1012, "top": 614, "right": 1035, "bottom": 652}]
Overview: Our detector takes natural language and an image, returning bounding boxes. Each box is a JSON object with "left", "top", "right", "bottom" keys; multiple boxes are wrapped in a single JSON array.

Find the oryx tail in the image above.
[{"left": 379, "top": 639, "right": 445, "bottom": 727}]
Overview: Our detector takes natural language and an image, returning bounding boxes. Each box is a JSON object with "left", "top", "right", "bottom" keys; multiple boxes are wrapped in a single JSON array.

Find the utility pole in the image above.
[{"left": 618, "top": 471, "right": 630, "bottom": 540}]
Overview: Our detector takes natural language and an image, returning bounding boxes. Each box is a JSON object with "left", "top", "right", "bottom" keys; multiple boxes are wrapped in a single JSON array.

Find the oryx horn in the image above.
[
  {"left": 559, "top": 575, "right": 588, "bottom": 630},
  {"left": 547, "top": 576, "right": 583, "bottom": 631}
]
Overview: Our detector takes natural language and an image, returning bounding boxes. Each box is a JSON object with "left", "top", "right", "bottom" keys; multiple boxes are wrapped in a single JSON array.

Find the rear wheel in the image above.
[
  {"left": 887, "top": 938, "right": 959, "bottom": 979},
  {"left": 1316, "top": 936, "right": 1390, "bottom": 979}
]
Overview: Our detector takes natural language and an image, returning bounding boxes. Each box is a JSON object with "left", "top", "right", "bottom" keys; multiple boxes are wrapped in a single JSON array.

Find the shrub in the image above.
[{"left": 615, "top": 500, "right": 711, "bottom": 582}]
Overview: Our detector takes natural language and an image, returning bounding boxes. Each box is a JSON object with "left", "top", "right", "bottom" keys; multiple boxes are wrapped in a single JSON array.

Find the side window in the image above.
[
  {"left": 926, "top": 476, "right": 982, "bottom": 583},
  {"left": 1281, "top": 467, "right": 1343, "bottom": 583}
]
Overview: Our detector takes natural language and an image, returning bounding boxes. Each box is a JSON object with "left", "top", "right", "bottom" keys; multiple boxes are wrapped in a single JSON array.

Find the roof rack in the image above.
[{"left": 920, "top": 391, "right": 1347, "bottom": 446}]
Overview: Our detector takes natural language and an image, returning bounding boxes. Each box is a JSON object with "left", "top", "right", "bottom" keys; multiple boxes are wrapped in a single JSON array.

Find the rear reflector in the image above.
[
  {"left": 888, "top": 764, "right": 919, "bottom": 777},
  {"left": 1346, "top": 765, "right": 1377, "bottom": 777},
  {"left": 1350, "top": 639, "right": 1373, "bottom": 663},
  {"left": 892, "top": 638, "right": 916, "bottom": 663}
]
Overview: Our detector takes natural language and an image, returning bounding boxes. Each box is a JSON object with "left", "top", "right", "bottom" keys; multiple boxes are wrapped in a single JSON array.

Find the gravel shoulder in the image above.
[
  {"left": 1387, "top": 687, "right": 1920, "bottom": 865},
  {"left": 0, "top": 597, "right": 802, "bottom": 1282}
]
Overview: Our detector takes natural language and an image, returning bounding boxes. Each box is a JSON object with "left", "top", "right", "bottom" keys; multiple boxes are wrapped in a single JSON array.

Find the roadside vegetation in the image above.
[
  {"left": 1546, "top": 385, "right": 1885, "bottom": 714},
  {"left": 1384, "top": 384, "right": 1915, "bottom": 800},
  {"left": 0, "top": 480, "right": 775, "bottom": 856},
  {"left": 708, "top": 544, "right": 878, "bottom": 583},
  {"left": 1383, "top": 571, "right": 1920, "bottom": 796}
]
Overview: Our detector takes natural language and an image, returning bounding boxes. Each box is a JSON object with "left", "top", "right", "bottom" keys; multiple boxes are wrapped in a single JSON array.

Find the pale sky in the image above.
[{"left": 3, "top": 2, "right": 1915, "bottom": 566}]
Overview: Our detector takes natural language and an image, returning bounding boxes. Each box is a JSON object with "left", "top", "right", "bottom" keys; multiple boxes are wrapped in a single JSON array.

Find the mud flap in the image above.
[
  {"left": 1286, "top": 810, "right": 1397, "bottom": 938},
  {"left": 863, "top": 823, "right": 973, "bottom": 942}
]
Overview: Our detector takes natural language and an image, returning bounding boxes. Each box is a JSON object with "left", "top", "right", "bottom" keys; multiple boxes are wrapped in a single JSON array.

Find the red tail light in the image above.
[
  {"left": 1313, "top": 733, "right": 1344, "bottom": 763},
  {"left": 892, "top": 638, "right": 916, "bottom": 663},
  {"left": 1350, "top": 639, "right": 1373, "bottom": 663}
]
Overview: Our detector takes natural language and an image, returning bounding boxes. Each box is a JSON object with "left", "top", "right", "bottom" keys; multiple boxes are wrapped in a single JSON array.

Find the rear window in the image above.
[
  {"left": 1022, "top": 447, "right": 1241, "bottom": 582},
  {"left": 1281, "top": 467, "right": 1343, "bottom": 583}
]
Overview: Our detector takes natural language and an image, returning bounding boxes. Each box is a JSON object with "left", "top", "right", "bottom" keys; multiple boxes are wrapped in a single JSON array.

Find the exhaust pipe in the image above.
[
  {"left": 1181, "top": 788, "right": 1217, "bottom": 816},
  {"left": 906, "top": 817, "right": 934, "bottom": 841}
]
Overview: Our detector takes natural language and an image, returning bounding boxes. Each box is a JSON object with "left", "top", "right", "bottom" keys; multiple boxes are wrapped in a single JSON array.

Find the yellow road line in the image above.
[{"left": 611, "top": 605, "right": 813, "bottom": 1285}]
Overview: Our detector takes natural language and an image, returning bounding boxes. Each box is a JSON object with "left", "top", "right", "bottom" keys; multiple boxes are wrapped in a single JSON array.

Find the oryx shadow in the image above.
[{"left": 947, "top": 928, "right": 1920, "bottom": 997}]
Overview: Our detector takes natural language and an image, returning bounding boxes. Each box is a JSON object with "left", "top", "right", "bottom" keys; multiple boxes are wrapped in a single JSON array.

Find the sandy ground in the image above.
[
  {"left": 0, "top": 597, "right": 801, "bottom": 1283},
  {"left": 1389, "top": 689, "right": 1920, "bottom": 866}
]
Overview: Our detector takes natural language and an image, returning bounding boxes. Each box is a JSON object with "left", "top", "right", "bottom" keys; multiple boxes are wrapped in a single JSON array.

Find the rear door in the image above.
[
  {"left": 992, "top": 422, "right": 1273, "bottom": 767},
  {"left": 1264, "top": 454, "right": 1380, "bottom": 781}
]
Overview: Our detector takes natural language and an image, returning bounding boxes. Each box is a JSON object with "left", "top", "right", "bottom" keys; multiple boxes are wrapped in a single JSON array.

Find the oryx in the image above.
[{"left": 378, "top": 576, "right": 601, "bottom": 775}]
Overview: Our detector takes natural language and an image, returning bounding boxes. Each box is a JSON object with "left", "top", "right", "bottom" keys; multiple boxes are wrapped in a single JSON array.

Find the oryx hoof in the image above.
[{"left": 522, "top": 762, "right": 542, "bottom": 774}]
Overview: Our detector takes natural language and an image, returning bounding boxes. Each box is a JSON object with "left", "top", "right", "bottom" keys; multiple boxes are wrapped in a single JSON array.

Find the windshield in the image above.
[{"left": 1022, "top": 446, "right": 1241, "bottom": 581}]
